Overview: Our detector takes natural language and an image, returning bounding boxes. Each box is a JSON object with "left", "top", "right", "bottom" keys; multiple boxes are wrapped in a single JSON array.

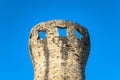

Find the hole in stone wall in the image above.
[
  {"left": 57, "top": 27, "right": 67, "bottom": 37},
  {"left": 74, "top": 29, "right": 82, "bottom": 38},
  {"left": 39, "top": 30, "right": 46, "bottom": 39}
]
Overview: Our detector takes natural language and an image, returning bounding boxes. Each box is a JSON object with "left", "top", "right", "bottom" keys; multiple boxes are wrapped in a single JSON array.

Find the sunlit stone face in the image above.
[{"left": 29, "top": 20, "right": 90, "bottom": 80}]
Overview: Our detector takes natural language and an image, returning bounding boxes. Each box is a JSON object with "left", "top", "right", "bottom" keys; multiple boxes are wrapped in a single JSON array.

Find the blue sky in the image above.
[{"left": 0, "top": 0, "right": 120, "bottom": 80}]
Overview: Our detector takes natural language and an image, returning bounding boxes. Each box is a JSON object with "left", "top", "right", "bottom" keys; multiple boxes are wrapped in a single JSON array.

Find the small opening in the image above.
[
  {"left": 57, "top": 27, "right": 67, "bottom": 37},
  {"left": 74, "top": 29, "right": 82, "bottom": 38},
  {"left": 39, "top": 30, "right": 46, "bottom": 39}
]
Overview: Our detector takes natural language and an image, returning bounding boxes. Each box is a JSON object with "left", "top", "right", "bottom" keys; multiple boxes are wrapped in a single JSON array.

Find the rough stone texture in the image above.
[{"left": 29, "top": 20, "right": 90, "bottom": 80}]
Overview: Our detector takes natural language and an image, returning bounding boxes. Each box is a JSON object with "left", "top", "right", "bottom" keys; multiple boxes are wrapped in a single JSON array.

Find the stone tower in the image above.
[{"left": 29, "top": 20, "right": 90, "bottom": 80}]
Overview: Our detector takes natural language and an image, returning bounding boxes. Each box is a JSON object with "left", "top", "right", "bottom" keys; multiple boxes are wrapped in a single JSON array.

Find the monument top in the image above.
[{"left": 29, "top": 20, "right": 90, "bottom": 80}]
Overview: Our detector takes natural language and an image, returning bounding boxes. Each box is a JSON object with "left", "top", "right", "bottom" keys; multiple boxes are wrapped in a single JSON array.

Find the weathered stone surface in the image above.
[{"left": 29, "top": 20, "right": 90, "bottom": 80}]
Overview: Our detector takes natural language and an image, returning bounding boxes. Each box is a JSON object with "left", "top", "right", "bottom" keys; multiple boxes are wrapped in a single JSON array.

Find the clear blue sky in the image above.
[{"left": 0, "top": 0, "right": 120, "bottom": 80}]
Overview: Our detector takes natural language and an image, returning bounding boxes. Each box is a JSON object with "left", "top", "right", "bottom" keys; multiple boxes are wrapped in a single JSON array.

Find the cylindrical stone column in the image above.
[{"left": 29, "top": 20, "right": 90, "bottom": 80}]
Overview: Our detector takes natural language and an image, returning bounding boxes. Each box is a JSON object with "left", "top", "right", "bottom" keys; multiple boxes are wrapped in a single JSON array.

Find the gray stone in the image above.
[{"left": 29, "top": 20, "right": 90, "bottom": 80}]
